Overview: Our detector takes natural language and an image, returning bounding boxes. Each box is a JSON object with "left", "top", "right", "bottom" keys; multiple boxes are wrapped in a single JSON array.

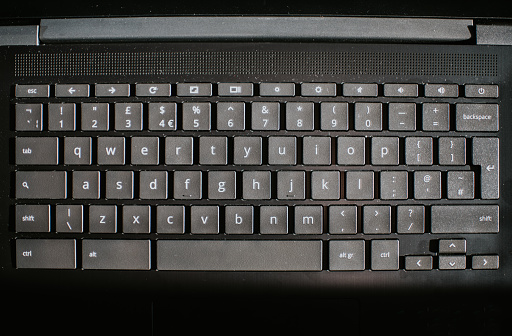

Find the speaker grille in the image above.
[{"left": 14, "top": 51, "right": 498, "bottom": 77}]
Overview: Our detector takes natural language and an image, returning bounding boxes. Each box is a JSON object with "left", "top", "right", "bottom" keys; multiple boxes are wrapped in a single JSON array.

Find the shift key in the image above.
[{"left": 16, "top": 171, "right": 67, "bottom": 199}]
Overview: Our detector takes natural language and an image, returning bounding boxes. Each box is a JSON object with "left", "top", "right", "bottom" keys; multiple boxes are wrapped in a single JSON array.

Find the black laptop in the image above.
[{"left": 1, "top": 2, "right": 511, "bottom": 333}]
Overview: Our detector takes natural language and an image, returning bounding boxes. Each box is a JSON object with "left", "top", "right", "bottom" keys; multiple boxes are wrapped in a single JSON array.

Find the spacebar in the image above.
[{"left": 157, "top": 240, "right": 323, "bottom": 271}]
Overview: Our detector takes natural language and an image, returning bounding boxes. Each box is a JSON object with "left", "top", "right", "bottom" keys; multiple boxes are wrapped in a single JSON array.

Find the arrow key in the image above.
[
  {"left": 55, "top": 84, "right": 90, "bottom": 97},
  {"left": 472, "top": 255, "right": 499, "bottom": 269},
  {"left": 405, "top": 256, "right": 433, "bottom": 270},
  {"left": 439, "top": 239, "right": 466, "bottom": 254},
  {"left": 96, "top": 84, "right": 130, "bottom": 97},
  {"left": 439, "top": 255, "right": 466, "bottom": 270}
]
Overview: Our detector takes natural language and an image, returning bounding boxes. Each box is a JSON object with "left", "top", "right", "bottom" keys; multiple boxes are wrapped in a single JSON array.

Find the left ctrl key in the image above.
[{"left": 16, "top": 239, "right": 76, "bottom": 269}]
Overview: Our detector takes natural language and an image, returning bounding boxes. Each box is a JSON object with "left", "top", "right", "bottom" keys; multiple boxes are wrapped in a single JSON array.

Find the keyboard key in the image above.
[
  {"left": 217, "top": 102, "right": 245, "bottom": 130},
  {"left": 177, "top": 83, "right": 212, "bottom": 97},
  {"left": 268, "top": 136, "right": 296, "bottom": 165},
  {"left": 320, "top": 102, "right": 349, "bottom": 130},
  {"left": 406, "top": 137, "right": 433, "bottom": 165},
  {"left": 16, "top": 171, "right": 67, "bottom": 199},
  {"left": 15, "top": 137, "right": 58, "bottom": 165},
  {"left": 277, "top": 171, "right": 305, "bottom": 200},
  {"left": 139, "top": 171, "right": 168, "bottom": 199},
  {"left": 472, "top": 137, "right": 499, "bottom": 199},
  {"left": 115, "top": 103, "right": 143, "bottom": 130},
  {"left": 329, "top": 206, "right": 357, "bottom": 234},
  {"left": 439, "top": 255, "right": 466, "bottom": 270},
  {"left": 363, "top": 206, "right": 391, "bottom": 234},
  {"left": 371, "top": 137, "right": 399, "bottom": 165},
  {"left": 48, "top": 103, "right": 76, "bottom": 131},
  {"left": 97, "top": 137, "right": 125, "bottom": 165},
  {"left": 64, "top": 137, "right": 92, "bottom": 165},
  {"left": 355, "top": 103, "right": 382, "bottom": 131},
  {"left": 16, "top": 239, "right": 76, "bottom": 269},
  {"left": 156, "top": 205, "right": 185, "bottom": 234},
  {"left": 15, "top": 204, "right": 50, "bottom": 232},
  {"left": 15, "top": 104, "right": 42, "bottom": 131},
  {"left": 148, "top": 103, "right": 177, "bottom": 130},
  {"left": 135, "top": 83, "right": 171, "bottom": 97},
  {"left": 343, "top": 83, "right": 378, "bottom": 97},
  {"left": 55, "top": 205, "right": 83, "bottom": 233},
  {"left": 174, "top": 171, "right": 202, "bottom": 200},
  {"left": 438, "top": 137, "right": 466, "bottom": 165},
  {"left": 388, "top": 103, "right": 416, "bottom": 131},
  {"left": 447, "top": 171, "right": 474, "bottom": 199},
  {"left": 384, "top": 83, "right": 418, "bottom": 97},
  {"left": 439, "top": 239, "right": 466, "bottom": 254},
  {"left": 396, "top": 205, "right": 424, "bottom": 234},
  {"left": 465, "top": 84, "right": 498, "bottom": 98},
  {"left": 123, "top": 205, "right": 151, "bottom": 233},
  {"left": 218, "top": 83, "right": 253, "bottom": 96},
  {"left": 233, "top": 137, "right": 262, "bottom": 165},
  {"left": 456, "top": 104, "right": 499, "bottom": 131},
  {"left": 251, "top": 102, "right": 280, "bottom": 130},
  {"left": 243, "top": 171, "right": 271, "bottom": 200},
  {"left": 131, "top": 137, "right": 159, "bottom": 165},
  {"left": 224, "top": 206, "right": 254, "bottom": 234},
  {"left": 303, "top": 136, "right": 331, "bottom": 165},
  {"left": 422, "top": 103, "right": 450, "bottom": 131},
  {"left": 72, "top": 171, "right": 100, "bottom": 199},
  {"left": 431, "top": 205, "right": 499, "bottom": 233},
  {"left": 182, "top": 102, "right": 211, "bottom": 130},
  {"left": 260, "top": 83, "right": 295, "bottom": 96},
  {"left": 81, "top": 103, "right": 109, "bottom": 131},
  {"left": 337, "top": 137, "right": 365, "bottom": 165},
  {"left": 472, "top": 255, "right": 499, "bottom": 270},
  {"left": 311, "top": 171, "right": 341, "bottom": 200},
  {"left": 199, "top": 137, "right": 228, "bottom": 165},
  {"left": 89, "top": 205, "right": 117, "bottom": 233},
  {"left": 301, "top": 83, "right": 336, "bottom": 97},
  {"left": 105, "top": 171, "right": 133, "bottom": 199},
  {"left": 294, "top": 206, "right": 323, "bottom": 234},
  {"left": 414, "top": 171, "right": 441, "bottom": 199},
  {"left": 424, "top": 83, "right": 458, "bottom": 98},
  {"left": 345, "top": 171, "right": 374, "bottom": 200},
  {"left": 286, "top": 102, "right": 314, "bottom": 130},
  {"left": 190, "top": 206, "right": 219, "bottom": 234},
  {"left": 380, "top": 171, "right": 408, "bottom": 200},
  {"left": 55, "top": 84, "right": 89, "bottom": 97},
  {"left": 371, "top": 240, "right": 399, "bottom": 270},
  {"left": 157, "top": 240, "right": 322, "bottom": 271},
  {"left": 165, "top": 137, "right": 193, "bottom": 165},
  {"left": 329, "top": 240, "right": 365, "bottom": 271},
  {"left": 16, "top": 84, "right": 49, "bottom": 98},
  {"left": 82, "top": 240, "right": 150, "bottom": 270},
  {"left": 95, "top": 83, "right": 130, "bottom": 97},
  {"left": 405, "top": 256, "right": 433, "bottom": 270},
  {"left": 208, "top": 171, "right": 236, "bottom": 200}
]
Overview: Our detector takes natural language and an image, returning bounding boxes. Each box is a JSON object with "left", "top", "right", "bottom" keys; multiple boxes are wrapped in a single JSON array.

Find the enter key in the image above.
[{"left": 473, "top": 137, "right": 499, "bottom": 199}]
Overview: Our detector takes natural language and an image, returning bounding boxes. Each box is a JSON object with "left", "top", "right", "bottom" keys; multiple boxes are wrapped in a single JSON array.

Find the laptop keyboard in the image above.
[{"left": 13, "top": 81, "right": 500, "bottom": 271}]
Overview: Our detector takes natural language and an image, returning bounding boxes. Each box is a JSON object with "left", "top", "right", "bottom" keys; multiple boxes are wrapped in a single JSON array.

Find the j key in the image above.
[
  {"left": 431, "top": 205, "right": 499, "bottom": 233},
  {"left": 82, "top": 240, "right": 150, "bottom": 270},
  {"left": 16, "top": 171, "right": 67, "bottom": 199},
  {"left": 16, "top": 104, "right": 42, "bottom": 131},
  {"left": 16, "top": 239, "right": 76, "bottom": 269},
  {"left": 15, "top": 137, "right": 58, "bottom": 165}
]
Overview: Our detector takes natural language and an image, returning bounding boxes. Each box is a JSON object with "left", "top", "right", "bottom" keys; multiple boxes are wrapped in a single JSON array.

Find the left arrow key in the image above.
[{"left": 55, "top": 84, "right": 89, "bottom": 97}]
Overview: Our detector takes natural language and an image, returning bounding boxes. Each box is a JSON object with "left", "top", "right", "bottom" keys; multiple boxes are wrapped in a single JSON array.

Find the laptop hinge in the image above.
[
  {"left": 476, "top": 24, "right": 512, "bottom": 45},
  {"left": 0, "top": 26, "right": 39, "bottom": 46},
  {"left": 39, "top": 17, "right": 473, "bottom": 43}
]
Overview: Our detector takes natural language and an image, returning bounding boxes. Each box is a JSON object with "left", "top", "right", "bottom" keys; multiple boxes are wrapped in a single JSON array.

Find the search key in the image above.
[{"left": 16, "top": 171, "right": 67, "bottom": 199}]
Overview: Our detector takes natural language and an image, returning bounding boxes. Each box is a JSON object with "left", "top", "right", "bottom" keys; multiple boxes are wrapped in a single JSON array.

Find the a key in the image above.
[
  {"left": 294, "top": 206, "right": 323, "bottom": 234},
  {"left": 190, "top": 206, "right": 219, "bottom": 234},
  {"left": 123, "top": 205, "right": 151, "bottom": 233},
  {"left": 56, "top": 205, "right": 83, "bottom": 233},
  {"left": 82, "top": 240, "right": 150, "bottom": 270},
  {"left": 16, "top": 171, "right": 67, "bottom": 199},
  {"left": 72, "top": 171, "right": 100, "bottom": 199},
  {"left": 16, "top": 239, "right": 76, "bottom": 269},
  {"left": 15, "top": 137, "right": 58, "bottom": 165},
  {"left": 259, "top": 206, "right": 288, "bottom": 234}
]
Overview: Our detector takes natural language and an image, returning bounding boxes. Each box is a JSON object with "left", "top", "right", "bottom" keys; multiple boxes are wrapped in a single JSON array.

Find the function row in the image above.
[
  {"left": 15, "top": 203, "right": 498, "bottom": 235},
  {"left": 13, "top": 169, "right": 492, "bottom": 201},
  {"left": 14, "top": 102, "right": 499, "bottom": 132},
  {"left": 15, "top": 238, "right": 499, "bottom": 271},
  {"left": 15, "top": 83, "right": 499, "bottom": 99}
]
